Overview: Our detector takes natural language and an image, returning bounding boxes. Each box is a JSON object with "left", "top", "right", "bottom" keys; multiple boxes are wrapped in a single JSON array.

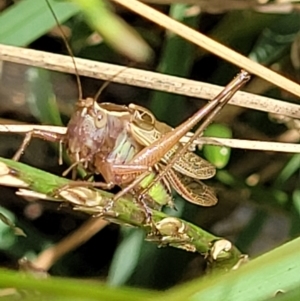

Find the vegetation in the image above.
[{"left": 0, "top": 0, "right": 300, "bottom": 300}]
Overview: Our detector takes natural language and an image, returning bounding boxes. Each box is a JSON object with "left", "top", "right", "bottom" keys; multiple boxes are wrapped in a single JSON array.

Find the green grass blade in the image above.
[
  {"left": 0, "top": 0, "right": 79, "bottom": 46},
  {"left": 26, "top": 67, "right": 63, "bottom": 126},
  {"left": 164, "top": 237, "right": 300, "bottom": 301},
  {"left": 70, "top": 0, "right": 152, "bottom": 62},
  {"left": 272, "top": 286, "right": 300, "bottom": 301},
  {"left": 289, "top": 190, "right": 300, "bottom": 237},
  {"left": 274, "top": 154, "right": 300, "bottom": 188},
  {"left": 0, "top": 268, "right": 156, "bottom": 301},
  {"left": 108, "top": 228, "right": 144, "bottom": 286}
]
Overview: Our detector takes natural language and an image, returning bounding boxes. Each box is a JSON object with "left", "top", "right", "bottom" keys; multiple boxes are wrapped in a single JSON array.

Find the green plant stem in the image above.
[
  {"left": 0, "top": 268, "right": 157, "bottom": 301},
  {"left": 0, "top": 157, "right": 243, "bottom": 271}
]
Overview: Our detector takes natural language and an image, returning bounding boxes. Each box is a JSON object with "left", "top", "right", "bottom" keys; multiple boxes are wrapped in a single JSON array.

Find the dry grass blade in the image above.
[
  {"left": 0, "top": 124, "right": 66, "bottom": 134},
  {"left": 195, "top": 137, "right": 300, "bottom": 153},
  {"left": 33, "top": 217, "right": 109, "bottom": 271},
  {"left": 1, "top": 44, "right": 300, "bottom": 118},
  {"left": 1, "top": 124, "right": 300, "bottom": 153},
  {"left": 112, "top": 0, "right": 300, "bottom": 98}
]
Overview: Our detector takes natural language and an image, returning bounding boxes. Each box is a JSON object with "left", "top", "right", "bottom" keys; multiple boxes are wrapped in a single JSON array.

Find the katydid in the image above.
[
  {"left": 6, "top": 0, "right": 250, "bottom": 221},
  {"left": 11, "top": 70, "right": 249, "bottom": 220}
]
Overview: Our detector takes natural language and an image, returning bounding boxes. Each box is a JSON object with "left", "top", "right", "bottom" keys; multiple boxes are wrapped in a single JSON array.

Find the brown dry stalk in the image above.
[
  {"left": 1, "top": 124, "right": 300, "bottom": 153},
  {"left": 112, "top": 0, "right": 300, "bottom": 98},
  {"left": 33, "top": 217, "right": 109, "bottom": 271},
  {"left": 1, "top": 44, "right": 300, "bottom": 119}
]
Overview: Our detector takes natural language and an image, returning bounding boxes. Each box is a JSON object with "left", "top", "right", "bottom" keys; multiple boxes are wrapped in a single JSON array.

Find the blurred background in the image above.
[{"left": 0, "top": 0, "right": 300, "bottom": 290}]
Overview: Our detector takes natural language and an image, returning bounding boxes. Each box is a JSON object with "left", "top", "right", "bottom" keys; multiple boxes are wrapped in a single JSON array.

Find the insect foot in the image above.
[
  {"left": 100, "top": 198, "right": 120, "bottom": 218},
  {"left": 112, "top": 178, "right": 165, "bottom": 230},
  {"left": 136, "top": 192, "right": 161, "bottom": 231}
]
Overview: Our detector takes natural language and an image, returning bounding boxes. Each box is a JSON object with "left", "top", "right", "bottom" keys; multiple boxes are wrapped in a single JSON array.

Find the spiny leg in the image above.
[
  {"left": 139, "top": 70, "right": 251, "bottom": 199},
  {"left": 13, "top": 130, "right": 63, "bottom": 161},
  {"left": 112, "top": 167, "right": 172, "bottom": 226},
  {"left": 100, "top": 71, "right": 250, "bottom": 223},
  {"left": 113, "top": 171, "right": 151, "bottom": 201}
]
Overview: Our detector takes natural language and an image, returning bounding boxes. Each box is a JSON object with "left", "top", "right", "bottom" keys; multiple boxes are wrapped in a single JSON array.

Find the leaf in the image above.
[
  {"left": 107, "top": 228, "right": 144, "bottom": 286},
  {"left": 249, "top": 12, "right": 300, "bottom": 65},
  {"left": 0, "top": 267, "right": 154, "bottom": 301},
  {"left": 291, "top": 31, "right": 300, "bottom": 70},
  {"left": 25, "top": 67, "right": 63, "bottom": 126},
  {"left": 168, "top": 237, "right": 300, "bottom": 301},
  {"left": 290, "top": 190, "right": 300, "bottom": 238},
  {"left": 0, "top": 0, "right": 79, "bottom": 46},
  {"left": 235, "top": 209, "right": 267, "bottom": 251},
  {"left": 274, "top": 154, "right": 300, "bottom": 188},
  {"left": 69, "top": 0, "right": 153, "bottom": 62},
  {"left": 0, "top": 208, "right": 26, "bottom": 237}
]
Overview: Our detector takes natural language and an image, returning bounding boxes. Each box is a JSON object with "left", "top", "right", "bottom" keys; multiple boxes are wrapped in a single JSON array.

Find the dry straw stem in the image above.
[
  {"left": 1, "top": 44, "right": 300, "bottom": 119},
  {"left": 142, "top": 0, "right": 298, "bottom": 12},
  {"left": 33, "top": 217, "right": 109, "bottom": 271},
  {"left": 112, "top": 0, "right": 300, "bottom": 98},
  {"left": 1, "top": 124, "right": 300, "bottom": 153}
]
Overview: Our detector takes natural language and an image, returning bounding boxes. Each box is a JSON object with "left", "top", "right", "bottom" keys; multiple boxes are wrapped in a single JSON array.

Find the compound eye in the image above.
[{"left": 94, "top": 111, "right": 107, "bottom": 128}]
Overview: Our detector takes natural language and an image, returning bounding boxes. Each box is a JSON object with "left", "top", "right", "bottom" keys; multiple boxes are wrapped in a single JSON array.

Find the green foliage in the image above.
[
  {"left": 0, "top": 236, "right": 300, "bottom": 300},
  {"left": 26, "top": 67, "right": 63, "bottom": 125},
  {"left": 107, "top": 228, "right": 144, "bottom": 286},
  {"left": 0, "top": 0, "right": 300, "bottom": 300},
  {"left": 70, "top": 0, "right": 153, "bottom": 62},
  {"left": 0, "top": 0, "right": 79, "bottom": 46}
]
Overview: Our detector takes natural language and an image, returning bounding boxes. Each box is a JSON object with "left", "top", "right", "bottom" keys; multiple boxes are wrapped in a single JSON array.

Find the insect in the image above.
[
  {"left": 8, "top": 0, "right": 251, "bottom": 220},
  {"left": 12, "top": 71, "right": 249, "bottom": 218},
  {"left": 128, "top": 103, "right": 219, "bottom": 205}
]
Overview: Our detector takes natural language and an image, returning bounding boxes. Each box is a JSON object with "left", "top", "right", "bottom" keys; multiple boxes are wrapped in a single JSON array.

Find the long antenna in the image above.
[
  {"left": 93, "top": 66, "right": 129, "bottom": 103},
  {"left": 45, "top": 0, "right": 134, "bottom": 104},
  {"left": 45, "top": 0, "right": 83, "bottom": 100}
]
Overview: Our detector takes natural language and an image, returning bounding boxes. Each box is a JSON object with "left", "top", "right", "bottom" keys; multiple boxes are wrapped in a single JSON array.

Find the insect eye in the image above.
[{"left": 94, "top": 112, "right": 107, "bottom": 128}]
